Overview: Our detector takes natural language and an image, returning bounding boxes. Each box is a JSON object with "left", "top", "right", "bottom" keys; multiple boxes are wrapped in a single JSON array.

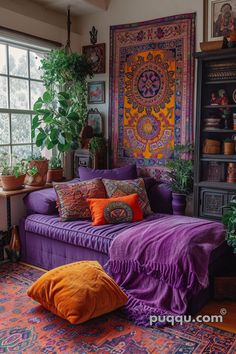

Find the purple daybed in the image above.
[
  {"left": 19, "top": 178, "right": 234, "bottom": 319},
  {"left": 20, "top": 179, "right": 172, "bottom": 269}
]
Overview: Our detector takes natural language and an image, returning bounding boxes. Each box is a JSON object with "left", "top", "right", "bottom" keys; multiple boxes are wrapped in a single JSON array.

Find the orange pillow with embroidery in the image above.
[
  {"left": 27, "top": 261, "right": 128, "bottom": 324},
  {"left": 87, "top": 193, "right": 143, "bottom": 226}
]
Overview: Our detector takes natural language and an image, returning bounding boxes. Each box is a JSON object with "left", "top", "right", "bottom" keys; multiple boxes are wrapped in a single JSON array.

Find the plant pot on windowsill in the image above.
[
  {"left": 1, "top": 174, "right": 26, "bottom": 191},
  {"left": 24, "top": 158, "right": 48, "bottom": 187},
  {"left": 46, "top": 156, "right": 63, "bottom": 183},
  {"left": 47, "top": 168, "right": 64, "bottom": 183}
]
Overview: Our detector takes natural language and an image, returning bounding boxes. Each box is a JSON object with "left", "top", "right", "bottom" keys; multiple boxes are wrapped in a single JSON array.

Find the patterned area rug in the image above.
[
  {"left": 109, "top": 14, "right": 195, "bottom": 179},
  {"left": 0, "top": 263, "right": 236, "bottom": 353}
]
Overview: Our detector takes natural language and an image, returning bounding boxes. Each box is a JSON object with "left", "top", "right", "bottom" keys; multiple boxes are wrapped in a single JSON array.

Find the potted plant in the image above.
[
  {"left": 222, "top": 197, "right": 236, "bottom": 253},
  {"left": 0, "top": 153, "right": 27, "bottom": 191},
  {"left": 47, "top": 155, "right": 63, "bottom": 183},
  {"left": 166, "top": 144, "right": 194, "bottom": 215},
  {"left": 32, "top": 49, "right": 94, "bottom": 154},
  {"left": 224, "top": 138, "right": 235, "bottom": 155},
  {"left": 24, "top": 154, "right": 48, "bottom": 187}
]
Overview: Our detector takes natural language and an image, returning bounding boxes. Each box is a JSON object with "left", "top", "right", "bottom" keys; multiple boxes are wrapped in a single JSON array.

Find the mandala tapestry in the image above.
[{"left": 109, "top": 14, "right": 195, "bottom": 179}]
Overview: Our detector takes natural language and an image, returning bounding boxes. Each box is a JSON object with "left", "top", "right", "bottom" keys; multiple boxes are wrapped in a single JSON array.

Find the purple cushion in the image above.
[
  {"left": 79, "top": 165, "right": 137, "bottom": 181},
  {"left": 24, "top": 188, "right": 57, "bottom": 215}
]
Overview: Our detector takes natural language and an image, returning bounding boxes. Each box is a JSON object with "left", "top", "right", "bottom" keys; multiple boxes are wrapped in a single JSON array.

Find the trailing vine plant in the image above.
[{"left": 32, "top": 49, "right": 94, "bottom": 153}]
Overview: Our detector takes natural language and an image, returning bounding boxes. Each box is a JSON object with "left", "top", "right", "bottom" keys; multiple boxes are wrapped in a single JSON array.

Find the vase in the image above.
[
  {"left": 8, "top": 225, "right": 20, "bottom": 262},
  {"left": 172, "top": 193, "right": 186, "bottom": 215}
]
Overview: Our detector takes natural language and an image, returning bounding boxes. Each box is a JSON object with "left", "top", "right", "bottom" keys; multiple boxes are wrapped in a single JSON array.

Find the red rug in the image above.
[{"left": 0, "top": 263, "right": 236, "bottom": 353}]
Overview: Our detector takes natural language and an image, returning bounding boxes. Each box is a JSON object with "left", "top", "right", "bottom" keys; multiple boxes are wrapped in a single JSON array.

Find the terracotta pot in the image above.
[
  {"left": 47, "top": 168, "right": 63, "bottom": 183},
  {"left": 1, "top": 174, "right": 25, "bottom": 191},
  {"left": 224, "top": 142, "right": 235, "bottom": 155},
  {"left": 25, "top": 160, "right": 48, "bottom": 186},
  {"left": 172, "top": 193, "right": 186, "bottom": 215}
]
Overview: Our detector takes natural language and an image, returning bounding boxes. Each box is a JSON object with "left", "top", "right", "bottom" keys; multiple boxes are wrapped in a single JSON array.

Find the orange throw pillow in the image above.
[
  {"left": 87, "top": 193, "right": 143, "bottom": 226},
  {"left": 27, "top": 261, "right": 128, "bottom": 325}
]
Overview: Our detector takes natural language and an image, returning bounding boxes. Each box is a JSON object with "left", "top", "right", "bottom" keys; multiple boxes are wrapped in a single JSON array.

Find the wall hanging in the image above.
[{"left": 109, "top": 13, "right": 195, "bottom": 179}]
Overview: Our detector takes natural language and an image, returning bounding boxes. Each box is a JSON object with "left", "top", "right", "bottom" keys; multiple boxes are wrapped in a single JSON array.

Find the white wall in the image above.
[
  {"left": 0, "top": 3, "right": 82, "bottom": 231},
  {"left": 77, "top": 0, "right": 203, "bottom": 137}
]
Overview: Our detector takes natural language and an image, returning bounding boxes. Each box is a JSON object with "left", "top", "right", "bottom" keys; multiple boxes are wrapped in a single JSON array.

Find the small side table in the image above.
[{"left": 0, "top": 184, "right": 52, "bottom": 261}]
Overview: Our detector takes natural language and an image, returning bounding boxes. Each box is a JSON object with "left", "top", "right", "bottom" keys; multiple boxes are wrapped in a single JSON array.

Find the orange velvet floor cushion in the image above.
[{"left": 27, "top": 261, "right": 128, "bottom": 324}]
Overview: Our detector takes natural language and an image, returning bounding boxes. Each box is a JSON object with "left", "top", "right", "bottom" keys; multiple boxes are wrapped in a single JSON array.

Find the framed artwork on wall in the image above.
[
  {"left": 87, "top": 108, "right": 103, "bottom": 136},
  {"left": 82, "top": 43, "right": 105, "bottom": 74},
  {"left": 204, "top": 0, "right": 236, "bottom": 41},
  {"left": 88, "top": 81, "right": 105, "bottom": 104}
]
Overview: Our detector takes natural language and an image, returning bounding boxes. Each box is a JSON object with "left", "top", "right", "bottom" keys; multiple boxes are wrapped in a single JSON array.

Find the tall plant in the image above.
[{"left": 32, "top": 49, "right": 93, "bottom": 152}]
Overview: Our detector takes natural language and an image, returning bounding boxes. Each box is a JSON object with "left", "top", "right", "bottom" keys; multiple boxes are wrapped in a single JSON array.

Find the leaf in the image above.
[
  {"left": 58, "top": 92, "right": 70, "bottom": 100},
  {"left": 43, "top": 91, "right": 52, "bottom": 103},
  {"left": 33, "top": 100, "right": 43, "bottom": 111},
  {"left": 59, "top": 100, "right": 68, "bottom": 109},
  {"left": 43, "top": 114, "right": 53, "bottom": 124},
  {"left": 67, "top": 112, "right": 79, "bottom": 121},
  {"left": 36, "top": 131, "right": 47, "bottom": 147},
  {"left": 50, "top": 128, "right": 59, "bottom": 142},
  {"left": 32, "top": 115, "right": 40, "bottom": 129}
]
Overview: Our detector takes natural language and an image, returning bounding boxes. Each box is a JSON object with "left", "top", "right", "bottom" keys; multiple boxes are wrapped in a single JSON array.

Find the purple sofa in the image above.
[{"left": 20, "top": 179, "right": 172, "bottom": 269}]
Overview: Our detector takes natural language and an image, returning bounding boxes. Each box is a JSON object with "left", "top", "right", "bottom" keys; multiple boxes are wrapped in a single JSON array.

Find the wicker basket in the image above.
[{"left": 202, "top": 139, "right": 221, "bottom": 154}]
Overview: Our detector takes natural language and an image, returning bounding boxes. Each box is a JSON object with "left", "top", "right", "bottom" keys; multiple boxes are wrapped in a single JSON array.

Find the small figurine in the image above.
[
  {"left": 218, "top": 89, "right": 229, "bottom": 105},
  {"left": 210, "top": 92, "right": 218, "bottom": 105}
]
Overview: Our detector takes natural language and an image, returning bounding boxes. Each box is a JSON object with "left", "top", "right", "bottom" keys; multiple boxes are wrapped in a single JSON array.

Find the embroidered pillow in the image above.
[
  {"left": 54, "top": 179, "right": 106, "bottom": 221},
  {"left": 102, "top": 178, "right": 152, "bottom": 216},
  {"left": 27, "top": 261, "right": 128, "bottom": 324},
  {"left": 87, "top": 194, "right": 143, "bottom": 226}
]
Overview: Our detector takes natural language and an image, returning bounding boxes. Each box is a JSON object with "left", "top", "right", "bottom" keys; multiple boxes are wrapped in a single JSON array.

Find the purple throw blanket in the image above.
[{"left": 105, "top": 214, "right": 225, "bottom": 326}]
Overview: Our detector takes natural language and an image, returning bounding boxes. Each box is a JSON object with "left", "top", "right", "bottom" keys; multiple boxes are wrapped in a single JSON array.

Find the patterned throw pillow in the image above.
[
  {"left": 87, "top": 194, "right": 143, "bottom": 226},
  {"left": 102, "top": 178, "right": 152, "bottom": 216},
  {"left": 54, "top": 179, "right": 107, "bottom": 221}
]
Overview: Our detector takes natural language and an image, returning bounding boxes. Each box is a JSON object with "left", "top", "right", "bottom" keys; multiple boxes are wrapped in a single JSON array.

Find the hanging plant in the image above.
[{"left": 32, "top": 49, "right": 94, "bottom": 152}]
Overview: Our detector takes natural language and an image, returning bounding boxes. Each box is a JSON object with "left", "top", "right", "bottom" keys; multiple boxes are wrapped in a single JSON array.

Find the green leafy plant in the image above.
[
  {"left": 32, "top": 49, "right": 94, "bottom": 153},
  {"left": 26, "top": 154, "right": 47, "bottom": 161},
  {"left": 0, "top": 153, "right": 31, "bottom": 177},
  {"left": 165, "top": 144, "right": 194, "bottom": 195},
  {"left": 49, "top": 156, "right": 62, "bottom": 169},
  {"left": 88, "top": 137, "right": 106, "bottom": 154},
  {"left": 222, "top": 198, "right": 236, "bottom": 253}
]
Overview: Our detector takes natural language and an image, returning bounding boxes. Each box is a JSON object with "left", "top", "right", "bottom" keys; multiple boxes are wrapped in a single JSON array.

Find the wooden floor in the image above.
[{"left": 199, "top": 300, "right": 236, "bottom": 334}]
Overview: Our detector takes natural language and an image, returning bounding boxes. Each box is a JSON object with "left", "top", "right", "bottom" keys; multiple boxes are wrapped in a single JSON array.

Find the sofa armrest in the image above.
[{"left": 148, "top": 183, "right": 173, "bottom": 214}]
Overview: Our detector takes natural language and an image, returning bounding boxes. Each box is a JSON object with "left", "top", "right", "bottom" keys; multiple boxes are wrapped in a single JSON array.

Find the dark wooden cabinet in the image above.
[
  {"left": 194, "top": 48, "right": 236, "bottom": 220},
  {"left": 74, "top": 148, "right": 107, "bottom": 177}
]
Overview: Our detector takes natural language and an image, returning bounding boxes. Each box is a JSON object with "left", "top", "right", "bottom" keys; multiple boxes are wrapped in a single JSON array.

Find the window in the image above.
[{"left": 0, "top": 41, "right": 47, "bottom": 162}]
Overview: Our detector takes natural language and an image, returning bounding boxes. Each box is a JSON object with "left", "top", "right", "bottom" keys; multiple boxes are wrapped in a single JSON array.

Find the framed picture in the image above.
[
  {"left": 87, "top": 108, "right": 103, "bottom": 136},
  {"left": 204, "top": 0, "right": 236, "bottom": 41},
  {"left": 82, "top": 43, "right": 105, "bottom": 74},
  {"left": 88, "top": 81, "right": 105, "bottom": 104}
]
